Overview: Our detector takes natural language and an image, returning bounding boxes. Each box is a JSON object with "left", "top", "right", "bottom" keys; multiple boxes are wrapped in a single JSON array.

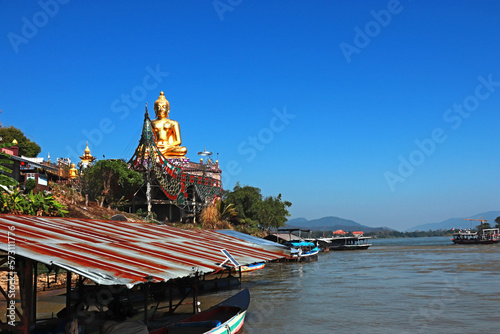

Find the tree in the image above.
[
  {"left": 225, "top": 182, "right": 292, "bottom": 230},
  {"left": 24, "top": 178, "right": 36, "bottom": 193},
  {"left": 82, "top": 159, "right": 143, "bottom": 207},
  {"left": 215, "top": 199, "right": 237, "bottom": 221},
  {"left": 0, "top": 142, "right": 19, "bottom": 187},
  {"left": 476, "top": 222, "right": 491, "bottom": 233},
  {"left": 0, "top": 126, "right": 41, "bottom": 157},
  {"left": 495, "top": 216, "right": 500, "bottom": 229},
  {"left": 259, "top": 194, "right": 292, "bottom": 231},
  {"left": 225, "top": 182, "right": 262, "bottom": 226}
]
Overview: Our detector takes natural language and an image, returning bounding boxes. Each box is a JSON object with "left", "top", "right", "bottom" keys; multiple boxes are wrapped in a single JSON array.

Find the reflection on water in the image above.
[{"left": 238, "top": 237, "right": 500, "bottom": 333}]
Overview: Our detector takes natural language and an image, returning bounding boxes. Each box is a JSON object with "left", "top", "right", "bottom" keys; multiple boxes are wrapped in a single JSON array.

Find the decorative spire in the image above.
[
  {"left": 80, "top": 142, "right": 96, "bottom": 167},
  {"left": 84, "top": 141, "right": 91, "bottom": 155}
]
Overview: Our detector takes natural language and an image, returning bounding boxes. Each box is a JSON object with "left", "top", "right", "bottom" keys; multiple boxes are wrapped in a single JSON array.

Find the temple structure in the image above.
[
  {"left": 128, "top": 92, "right": 222, "bottom": 222},
  {"left": 79, "top": 142, "right": 96, "bottom": 169}
]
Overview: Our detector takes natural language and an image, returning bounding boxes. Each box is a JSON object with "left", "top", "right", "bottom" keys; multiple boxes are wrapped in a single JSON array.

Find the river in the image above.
[
  {"left": 213, "top": 237, "right": 500, "bottom": 333},
  {"left": 3, "top": 237, "right": 499, "bottom": 333}
]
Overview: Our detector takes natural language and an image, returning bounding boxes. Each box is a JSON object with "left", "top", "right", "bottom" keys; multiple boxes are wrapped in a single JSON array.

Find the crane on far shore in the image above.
[
  {"left": 463, "top": 216, "right": 488, "bottom": 223},
  {"left": 463, "top": 217, "right": 488, "bottom": 229}
]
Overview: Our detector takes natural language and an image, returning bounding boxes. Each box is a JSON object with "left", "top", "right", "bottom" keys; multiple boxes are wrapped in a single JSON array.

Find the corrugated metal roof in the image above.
[{"left": 0, "top": 215, "right": 288, "bottom": 288}]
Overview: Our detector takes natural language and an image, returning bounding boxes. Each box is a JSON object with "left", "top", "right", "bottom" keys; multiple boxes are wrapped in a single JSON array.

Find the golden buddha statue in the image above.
[
  {"left": 151, "top": 91, "right": 187, "bottom": 158},
  {"left": 69, "top": 163, "right": 78, "bottom": 178}
]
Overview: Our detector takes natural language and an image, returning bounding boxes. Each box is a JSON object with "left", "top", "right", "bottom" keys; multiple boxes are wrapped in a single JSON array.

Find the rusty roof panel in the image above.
[{"left": 0, "top": 215, "right": 288, "bottom": 288}]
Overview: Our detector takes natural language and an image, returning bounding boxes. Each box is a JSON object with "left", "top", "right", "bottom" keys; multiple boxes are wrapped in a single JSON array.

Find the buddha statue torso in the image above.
[
  {"left": 69, "top": 163, "right": 78, "bottom": 178},
  {"left": 151, "top": 92, "right": 187, "bottom": 158}
]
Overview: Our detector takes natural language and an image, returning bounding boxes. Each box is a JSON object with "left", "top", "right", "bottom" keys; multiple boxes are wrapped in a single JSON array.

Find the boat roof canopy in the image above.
[{"left": 0, "top": 214, "right": 289, "bottom": 288}]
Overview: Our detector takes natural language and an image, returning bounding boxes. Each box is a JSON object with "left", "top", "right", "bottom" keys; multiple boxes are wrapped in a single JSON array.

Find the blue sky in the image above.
[{"left": 1, "top": 1, "right": 500, "bottom": 230}]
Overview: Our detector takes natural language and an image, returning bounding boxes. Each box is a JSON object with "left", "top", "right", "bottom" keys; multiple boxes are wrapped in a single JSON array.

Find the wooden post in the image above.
[
  {"left": 143, "top": 284, "right": 149, "bottom": 326},
  {"left": 192, "top": 279, "right": 198, "bottom": 315},
  {"left": 169, "top": 284, "right": 173, "bottom": 313},
  {"left": 238, "top": 266, "right": 242, "bottom": 286},
  {"left": 21, "top": 259, "right": 34, "bottom": 334},
  {"left": 66, "top": 270, "right": 72, "bottom": 324},
  {"left": 32, "top": 261, "right": 37, "bottom": 325}
]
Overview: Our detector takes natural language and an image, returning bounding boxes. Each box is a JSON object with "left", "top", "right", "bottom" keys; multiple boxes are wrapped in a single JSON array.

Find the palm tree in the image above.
[{"left": 215, "top": 199, "right": 238, "bottom": 221}]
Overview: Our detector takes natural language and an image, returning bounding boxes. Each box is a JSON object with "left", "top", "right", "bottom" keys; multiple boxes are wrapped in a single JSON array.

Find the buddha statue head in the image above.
[{"left": 154, "top": 91, "right": 170, "bottom": 118}]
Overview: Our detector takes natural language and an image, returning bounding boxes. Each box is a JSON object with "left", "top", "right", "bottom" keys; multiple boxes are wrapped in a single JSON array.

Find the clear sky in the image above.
[{"left": 1, "top": 1, "right": 500, "bottom": 231}]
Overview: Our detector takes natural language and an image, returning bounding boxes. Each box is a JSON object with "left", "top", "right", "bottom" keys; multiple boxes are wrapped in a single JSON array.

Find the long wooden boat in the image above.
[
  {"left": 150, "top": 288, "right": 250, "bottom": 334},
  {"left": 285, "top": 241, "right": 320, "bottom": 262},
  {"left": 240, "top": 262, "right": 265, "bottom": 272},
  {"left": 451, "top": 228, "right": 500, "bottom": 245}
]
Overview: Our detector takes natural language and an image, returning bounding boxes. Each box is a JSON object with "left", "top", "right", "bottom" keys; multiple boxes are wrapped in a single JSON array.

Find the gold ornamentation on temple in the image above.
[{"left": 79, "top": 142, "right": 96, "bottom": 168}]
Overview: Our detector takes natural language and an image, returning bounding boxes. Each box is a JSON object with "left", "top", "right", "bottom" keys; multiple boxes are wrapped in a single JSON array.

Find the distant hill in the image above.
[
  {"left": 407, "top": 211, "right": 500, "bottom": 232},
  {"left": 285, "top": 216, "right": 390, "bottom": 233}
]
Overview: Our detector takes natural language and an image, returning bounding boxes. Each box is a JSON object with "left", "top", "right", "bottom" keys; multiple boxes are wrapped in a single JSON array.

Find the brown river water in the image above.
[
  {"left": 3, "top": 237, "right": 499, "bottom": 333},
  {"left": 229, "top": 237, "right": 500, "bottom": 333}
]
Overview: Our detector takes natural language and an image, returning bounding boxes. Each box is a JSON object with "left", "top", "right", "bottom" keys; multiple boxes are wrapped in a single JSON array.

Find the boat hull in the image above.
[
  {"left": 205, "top": 310, "right": 246, "bottom": 333},
  {"left": 150, "top": 289, "right": 249, "bottom": 334},
  {"left": 452, "top": 239, "right": 500, "bottom": 245},
  {"left": 330, "top": 244, "right": 371, "bottom": 251},
  {"left": 240, "top": 263, "right": 265, "bottom": 272}
]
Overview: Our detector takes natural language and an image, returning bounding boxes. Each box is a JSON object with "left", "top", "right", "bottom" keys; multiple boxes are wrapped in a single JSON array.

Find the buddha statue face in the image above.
[{"left": 154, "top": 91, "right": 170, "bottom": 119}]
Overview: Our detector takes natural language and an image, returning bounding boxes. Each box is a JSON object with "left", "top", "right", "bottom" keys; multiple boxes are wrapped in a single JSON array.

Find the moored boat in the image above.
[
  {"left": 328, "top": 236, "right": 372, "bottom": 250},
  {"left": 240, "top": 262, "right": 265, "bottom": 272},
  {"left": 451, "top": 228, "right": 500, "bottom": 245},
  {"left": 149, "top": 288, "right": 250, "bottom": 334},
  {"left": 285, "top": 241, "right": 320, "bottom": 262}
]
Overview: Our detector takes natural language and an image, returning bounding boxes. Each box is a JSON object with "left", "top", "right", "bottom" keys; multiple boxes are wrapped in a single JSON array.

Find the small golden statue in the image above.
[
  {"left": 68, "top": 163, "right": 78, "bottom": 178},
  {"left": 151, "top": 91, "right": 187, "bottom": 158}
]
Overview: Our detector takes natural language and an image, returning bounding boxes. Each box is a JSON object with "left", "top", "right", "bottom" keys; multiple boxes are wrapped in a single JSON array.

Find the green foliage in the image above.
[
  {"left": 0, "top": 188, "right": 68, "bottom": 216},
  {"left": 24, "top": 178, "right": 36, "bottom": 192},
  {"left": 225, "top": 182, "right": 263, "bottom": 225},
  {"left": 215, "top": 199, "right": 237, "bottom": 220},
  {"left": 0, "top": 143, "right": 19, "bottom": 187},
  {"left": 259, "top": 194, "right": 291, "bottom": 230},
  {"left": 0, "top": 126, "right": 41, "bottom": 157},
  {"left": 495, "top": 216, "right": 500, "bottom": 229},
  {"left": 82, "top": 159, "right": 143, "bottom": 207},
  {"left": 225, "top": 182, "right": 292, "bottom": 230},
  {"left": 363, "top": 229, "right": 455, "bottom": 239},
  {"left": 476, "top": 222, "right": 492, "bottom": 233}
]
